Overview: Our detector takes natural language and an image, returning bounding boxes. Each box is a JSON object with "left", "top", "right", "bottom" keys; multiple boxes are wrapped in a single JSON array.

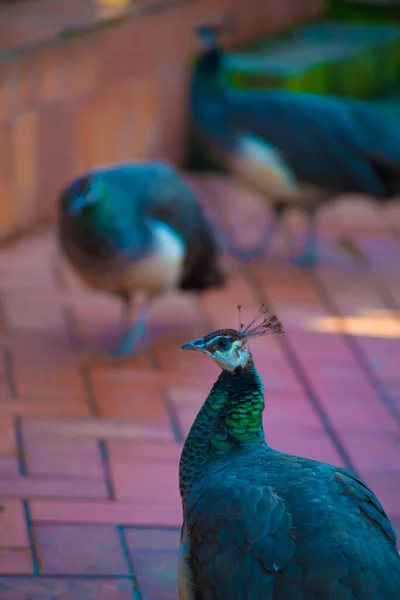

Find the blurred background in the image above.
[{"left": 0, "top": 0, "right": 400, "bottom": 598}]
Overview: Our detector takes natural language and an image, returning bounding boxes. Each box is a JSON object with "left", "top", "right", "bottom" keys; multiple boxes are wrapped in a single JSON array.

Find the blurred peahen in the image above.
[
  {"left": 189, "top": 24, "right": 400, "bottom": 266},
  {"left": 58, "top": 161, "right": 225, "bottom": 356},
  {"left": 178, "top": 306, "right": 400, "bottom": 599}
]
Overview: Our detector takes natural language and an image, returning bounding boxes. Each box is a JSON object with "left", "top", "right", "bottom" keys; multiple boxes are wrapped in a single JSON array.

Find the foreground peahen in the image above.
[
  {"left": 58, "top": 161, "right": 226, "bottom": 356},
  {"left": 178, "top": 306, "right": 400, "bottom": 599},
  {"left": 189, "top": 24, "right": 400, "bottom": 266}
]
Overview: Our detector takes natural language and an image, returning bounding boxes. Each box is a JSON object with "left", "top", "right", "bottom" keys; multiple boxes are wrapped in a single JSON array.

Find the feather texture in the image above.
[
  {"left": 58, "top": 161, "right": 225, "bottom": 355},
  {"left": 179, "top": 326, "right": 400, "bottom": 599}
]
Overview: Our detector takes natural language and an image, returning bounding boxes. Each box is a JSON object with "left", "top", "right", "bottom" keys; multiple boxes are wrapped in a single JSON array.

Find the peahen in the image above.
[
  {"left": 178, "top": 306, "right": 400, "bottom": 599},
  {"left": 58, "top": 161, "right": 225, "bottom": 356},
  {"left": 189, "top": 24, "right": 400, "bottom": 266}
]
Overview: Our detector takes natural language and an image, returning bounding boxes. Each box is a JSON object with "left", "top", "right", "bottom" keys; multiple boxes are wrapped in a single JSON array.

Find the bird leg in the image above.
[
  {"left": 291, "top": 209, "right": 319, "bottom": 267},
  {"left": 110, "top": 294, "right": 155, "bottom": 358}
]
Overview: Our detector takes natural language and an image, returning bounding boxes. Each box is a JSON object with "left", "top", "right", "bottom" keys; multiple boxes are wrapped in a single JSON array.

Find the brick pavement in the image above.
[{"left": 0, "top": 175, "right": 399, "bottom": 599}]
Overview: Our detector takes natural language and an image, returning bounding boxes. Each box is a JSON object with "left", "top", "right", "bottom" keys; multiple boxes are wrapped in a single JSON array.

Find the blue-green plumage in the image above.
[
  {"left": 179, "top": 317, "right": 400, "bottom": 599},
  {"left": 58, "top": 161, "right": 225, "bottom": 356},
  {"left": 189, "top": 25, "right": 400, "bottom": 266}
]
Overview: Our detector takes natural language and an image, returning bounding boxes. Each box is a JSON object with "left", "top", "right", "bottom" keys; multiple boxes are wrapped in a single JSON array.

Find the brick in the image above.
[
  {"left": 0, "top": 457, "right": 19, "bottom": 477},
  {"left": 38, "top": 45, "right": 66, "bottom": 103},
  {"left": 110, "top": 458, "right": 180, "bottom": 504},
  {"left": 0, "top": 418, "right": 16, "bottom": 455},
  {"left": 0, "top": 61, "right": 16, "bottom": 121},
  {"left": 0, "top": 399, "right": 89, "bottom": 418},
  {"left": 63, "top": 35, "right": 98, "bottom": 97},
  {"left": 107, "top": 441, "right": 182, "bottom": 465},
  {"left": 130, "top": 550, "right": 179, "bottom": 600},
  {"left": 31, "top": 500, "right": 182, "bottom": 527},
  {"left": 12, "top": 352, "right": 86, "bottom": 400},
  {"left": 341, "top": 432, "right": 400, "bottom": 473},
  {"left": 264, "top": 391, "right": 322, "bottom": 429},
  {"left": 11, "top": 111, "right": 38, "bottom": 230},
  {"left": 35, "top": 524, "right": 129, "bottom": 575},
  {"left": 0, "top": 549, "right": 32, "bottom": 575},
  {"left": 265, "top": 425, "right": 345, "bottom": 467},
  {"left": 93, "top": 380, "right": 169, "bottom": 423},
  {"left": 317, "top": 394, "right": 398, "bottom": 433},
  {"left": 24, "top": 437, "right": 103, "bottom": 478},
  {"left": 0, "top": 578, "right": 136, "bottom": 599},
  {"left": 0, "top": 500, "right": 29, "bottom": 547},
  {"left": 16, "top": 51, "right": 40, "bottom": 112},
  {"left": 22, "top": 417, "right": 174, "bottom": 442},
  {"left": 0, "top": 122, "right": 14, "bottom": 239},
  {"left": 36, "top": 101, "right": 76, "bottom": 221},
  {"left": 0, "top": 476, "right": 107, "bottom": 499},
  {"left": 157, "top": 66, "right": 190, "bottom": 164},
  {"left": 3, "top": 291, "right": 67, "bottom": 332},
  {"left": 124, "top": 527, "right": 180, "bottom": 552}
]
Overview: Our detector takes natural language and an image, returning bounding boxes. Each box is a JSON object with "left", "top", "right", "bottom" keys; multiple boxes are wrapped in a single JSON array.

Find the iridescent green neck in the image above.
[{"left": 179, "top": 361, "right": 266, "bottom": 505}]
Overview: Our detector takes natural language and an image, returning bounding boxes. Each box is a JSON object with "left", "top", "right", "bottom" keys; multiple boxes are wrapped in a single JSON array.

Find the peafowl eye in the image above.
[{"left": 215, "top": 338, "right": 231, "bottom": 350}]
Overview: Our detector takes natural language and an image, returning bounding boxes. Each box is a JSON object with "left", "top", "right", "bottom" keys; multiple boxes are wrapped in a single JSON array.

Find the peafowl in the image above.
[
  {"left": 178, "top": 305, "right": 400, "bottom": 599},
  {"left": 189, "top": 24, "right": 400, "bottom": 266},
  {"left": 58, "top": 161, "right": 225, "bottom": 356}
]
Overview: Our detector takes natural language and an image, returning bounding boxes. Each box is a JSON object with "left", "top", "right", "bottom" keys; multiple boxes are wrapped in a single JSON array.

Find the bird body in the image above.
[
  {"left": 190, "top": 26, "right": 400, "bottom": 264},
  {"left": 179, "top": 310, "right": 400, "bottom": 598},
  {"left": 58, "top": 161, "right": 225, "bottom": 355}
]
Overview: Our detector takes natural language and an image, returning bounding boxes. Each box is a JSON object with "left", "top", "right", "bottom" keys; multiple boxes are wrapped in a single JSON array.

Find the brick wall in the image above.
[{"left": 0, "top": 0, "right": 323, "bottom": 240}]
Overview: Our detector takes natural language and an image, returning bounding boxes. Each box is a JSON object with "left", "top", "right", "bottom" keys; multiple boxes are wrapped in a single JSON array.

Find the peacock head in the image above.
[
  {"left": 181, "top": 305, "right": 284, "bottom": 372},
  {"left": 64, "top": 174, "right": 107, "bottom": 216}
]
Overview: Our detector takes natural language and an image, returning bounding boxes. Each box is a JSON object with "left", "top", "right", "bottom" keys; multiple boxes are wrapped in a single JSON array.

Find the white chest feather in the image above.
[
  {"left": 122, "top": 220, "right": 186, "bottom": 294},
  {"left": 231, "top": 132, "right": 297, "bottom": 198},
  {"left": 70, "top": 220, "right": 186, "bottom": 295}
]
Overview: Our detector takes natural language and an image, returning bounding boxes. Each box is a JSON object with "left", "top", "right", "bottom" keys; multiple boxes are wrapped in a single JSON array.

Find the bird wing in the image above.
[
  {"left": 95, "top": 162, "right": 225, "bottom": 290},
  {"left": 178, "top": 523, "right": 197, "bottom": 600},
  {"left": 345, "top": 99, "right": 400, "bottom": 173},
  {"left": 184, "top": 475, "right": 296, "bottom": 600},
  {"left": 334, "top": 468, "right": 397, "bottom": 547},
  {"left": 227, "top": 91, "right": 390, "bottom": 196}
]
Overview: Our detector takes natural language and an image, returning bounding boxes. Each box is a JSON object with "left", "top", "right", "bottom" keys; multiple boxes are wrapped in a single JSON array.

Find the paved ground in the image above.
[{"left": 0, "top": 175, "right": 399, "bottom": 599}]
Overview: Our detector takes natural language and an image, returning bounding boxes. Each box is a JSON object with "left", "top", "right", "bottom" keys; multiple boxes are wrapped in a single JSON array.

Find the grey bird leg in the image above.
[
  {"left": 291, "top": 208, "right": 319, "bottom": 267},
  {"left": 110, "top": 294, "right": 155, "bottom": 357}
]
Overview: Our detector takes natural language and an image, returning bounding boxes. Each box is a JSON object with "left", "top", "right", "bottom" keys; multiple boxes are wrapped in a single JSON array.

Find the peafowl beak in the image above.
[{"left": 180, "top": 339, "right": 205, "bottom": 352}]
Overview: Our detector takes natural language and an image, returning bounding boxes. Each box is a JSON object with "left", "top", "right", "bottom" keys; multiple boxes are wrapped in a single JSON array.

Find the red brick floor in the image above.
[{"left": 0, "top": 175, "right": 399, "bottom": 599}]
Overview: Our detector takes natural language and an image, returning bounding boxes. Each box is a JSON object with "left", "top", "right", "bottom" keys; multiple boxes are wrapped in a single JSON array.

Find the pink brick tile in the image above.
[
  {"left": 110, "top": 460, "right": 180, "bottom": 505},
  {"left": 341, "top": 432, "right": 400, "bottom": 473},
  {"left": 0, "top": 500, "right": 29, "bottom": 547},
  {"left": 92, "top": 380, "right": 170, "bottom": 423},
  {"left": 0, "top": 549, "right": 33, "bottom": 575},
  {"left": 23, "top": 437, "right": 103, "bottom": 478},
  {"left": 129, "top": 551, "right": 178, "bottom": 600},
  {"left": 31, "top": 500, "right": 182, "bottom": 527},
  {"left": 22, "top": 417, "right": 174, "bottom": 442},
  {"left": 317, "top": 395, "right": 398, "bottom": 434},
  {"left": 0, "top": 476, "right": 107, "bottom": 499},
  {"left": 124, "top": 527, "right": 180, "bottom": 552},
  {"left": 35, "top": 524, "right": 129, "bottom": 575},
  {"left": 265, "top": 425, "right": 344, "bottom": 467},
  {"left": 0, "top": 578, "right": 135, "bottom": 599}
]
